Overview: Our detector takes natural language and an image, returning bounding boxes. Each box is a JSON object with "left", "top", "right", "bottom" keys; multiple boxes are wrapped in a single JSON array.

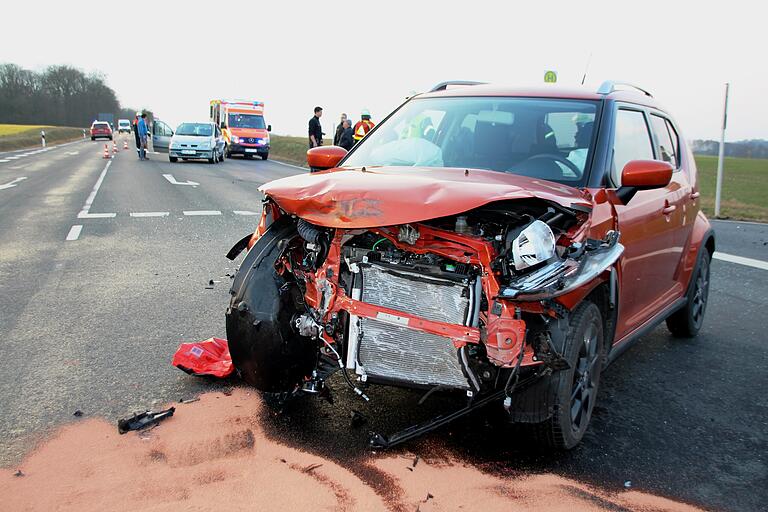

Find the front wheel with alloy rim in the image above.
[
  {"left": 666, "top": 249, "right": 711, "bottom": 337},
  {"left": 530, "top": 300, "right": 605, "bottom": 450}
]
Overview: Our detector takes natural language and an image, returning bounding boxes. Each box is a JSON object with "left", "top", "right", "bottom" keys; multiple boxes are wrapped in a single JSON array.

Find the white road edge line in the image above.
[
  {"left": 233, "top": 210, "right": 259, "bottom": 216},
  {"left": 271, "top": 160, "right": 307, "bottom": 171},
  {"left": 183, "top": 210, "right": 221, "bottom": 216},
  {"left": 130, "top": 212, "right": 170, "bottom": 217},
  {"left": 77, "top": 160, "right": 116, "bottom": 219},
  {"left": 713, "top": 252, "right": 768, "bottom": 271},
  {"left": 65, "top": 225, "right": 83, "bottom": 241},
  {"left": 0, "top": 159, "right": 10, "bottom": 163}
]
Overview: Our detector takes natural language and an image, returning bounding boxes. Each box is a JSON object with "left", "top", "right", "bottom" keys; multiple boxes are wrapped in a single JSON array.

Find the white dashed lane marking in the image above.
[
  {"left": 130, "top": 212, "right": 170, "bottom": 218},
  {"left": 233, "top": 210, "right": 259, "bottom": 216},
  {"left": 183, "top": 210, "right": 222, "bottom": 216},
  {"left": 714, "top": 252, "right": 768, "bottom": 271},
  {"left": 65, "top": 225, "right": 83, "bottom": 241}
]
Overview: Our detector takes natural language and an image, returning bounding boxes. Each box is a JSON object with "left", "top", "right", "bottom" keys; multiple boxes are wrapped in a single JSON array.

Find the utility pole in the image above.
[{"left": 714, "top": 82, "right": 730, "bottom": 217}]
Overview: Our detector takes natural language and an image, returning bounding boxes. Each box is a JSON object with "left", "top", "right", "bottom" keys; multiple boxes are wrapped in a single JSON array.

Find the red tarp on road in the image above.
[{"left": 172, "top": 337, "right": 233, "bottom": 378}]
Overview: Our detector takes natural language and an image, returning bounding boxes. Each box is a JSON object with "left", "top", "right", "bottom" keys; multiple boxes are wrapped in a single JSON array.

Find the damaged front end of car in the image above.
[{"left": 225, "top": 170, "right": 622, "bottom": 448}]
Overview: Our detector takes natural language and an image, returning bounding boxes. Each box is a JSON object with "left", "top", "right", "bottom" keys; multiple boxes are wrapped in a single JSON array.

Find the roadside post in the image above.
[
  {"left": 41, "top": 130, "right": 46, "bottom": 148},
  {"left": 714, "top": 82, "right": 730, "bottom": 218},
  {"left": 82, "top": 129, "right": 86, "bottom": 139}
]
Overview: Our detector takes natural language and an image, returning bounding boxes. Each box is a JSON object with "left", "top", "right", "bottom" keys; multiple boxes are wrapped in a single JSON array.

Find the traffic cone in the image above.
[
  {"left": 112, "top": 141, "right": 118, "bottom": 154},
  {"left": 103, "top": 144, "right": 110, "bottom": 159},
  {"left": 123, "top": 140, "right": 129, "bottom": 150}
]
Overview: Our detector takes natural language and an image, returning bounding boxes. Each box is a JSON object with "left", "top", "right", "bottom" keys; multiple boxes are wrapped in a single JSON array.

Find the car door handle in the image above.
[
  {"left": 662, "top": 203, "right": 677, "bottom": 215},
  {"left": 690, "top": 191, "right": 700, "bottom": 200}
]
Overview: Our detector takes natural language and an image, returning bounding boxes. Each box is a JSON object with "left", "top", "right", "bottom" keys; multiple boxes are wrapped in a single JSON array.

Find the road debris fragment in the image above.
[
  {"left": 303, "top": 463, "right": 323, "bottom": 473},
  {"left": 73, "top": 410, "right": 83, "bottom": 417},
  {"left": 624, "top": 481, "right": 632, "bottom": 489},
  {"left": 13, "top": 470, "right": 24, "bottom": 477},
  {"left": 179, "top": 397, "right": 200, "bottom": 404},
  {"left": 117, "top": 407, "right": 175, "bottom": 434},
  {"left": 172, "top": 338, "right": 233, "bottom": 378},
  {"left": 349, "top": 409, "right": 367, "bottom": 428}
]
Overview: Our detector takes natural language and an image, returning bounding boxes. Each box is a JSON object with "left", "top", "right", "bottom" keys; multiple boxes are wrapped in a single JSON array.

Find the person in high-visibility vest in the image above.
[{"left": 353, "top": 109, "right": 375, "bottom": 142}]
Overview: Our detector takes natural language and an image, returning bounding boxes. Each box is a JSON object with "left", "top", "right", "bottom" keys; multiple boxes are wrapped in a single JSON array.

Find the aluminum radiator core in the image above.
[
  {"left": 353, "top": 263, "right": 471, "bottom": 389},
  {"left": 360, "top": 265, "right": 469, "bottom": 324}
]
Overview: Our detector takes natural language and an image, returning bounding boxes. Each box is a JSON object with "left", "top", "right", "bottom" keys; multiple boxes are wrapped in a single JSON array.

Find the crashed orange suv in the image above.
[{"left": 225, "top": 81, "right": 714, "bottom": 450}]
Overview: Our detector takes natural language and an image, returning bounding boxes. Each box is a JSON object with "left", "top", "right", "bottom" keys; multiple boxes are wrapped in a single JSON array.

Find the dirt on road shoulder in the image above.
[{"left": 0, "top": 389, "right": 703, "bottom": 512}]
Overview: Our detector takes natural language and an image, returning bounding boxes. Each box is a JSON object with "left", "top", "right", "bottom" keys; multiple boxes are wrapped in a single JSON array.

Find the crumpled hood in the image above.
[{"left": 260, "top": 166, "right": 591, "bottom": 229}]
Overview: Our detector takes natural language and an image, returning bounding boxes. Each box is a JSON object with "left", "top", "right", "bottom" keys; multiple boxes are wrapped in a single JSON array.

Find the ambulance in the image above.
[{"left": 210, "top": 99, "right": 271, "bottom": 160}]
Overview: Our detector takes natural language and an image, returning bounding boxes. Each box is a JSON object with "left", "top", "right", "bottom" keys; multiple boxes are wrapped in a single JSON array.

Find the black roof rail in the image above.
[
  {"left": 429, "top": 81, "right": 486, "bottom": 93},
  {"left": 597, "top": 80, "right": 653, "bottom": 97}
]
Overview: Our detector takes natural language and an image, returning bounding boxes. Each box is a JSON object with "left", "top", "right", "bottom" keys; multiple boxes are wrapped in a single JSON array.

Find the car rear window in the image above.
[{"left": 93, "top": 123, "right": 109, "bottom": 129}]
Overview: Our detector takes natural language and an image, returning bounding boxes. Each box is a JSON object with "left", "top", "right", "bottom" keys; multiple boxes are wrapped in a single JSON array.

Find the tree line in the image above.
[
  {"left": 691, "top": 139, "right": 768, "bottom": 159},
  {"left": 0, "top": 63, "right": 137, "bottom": 128}
]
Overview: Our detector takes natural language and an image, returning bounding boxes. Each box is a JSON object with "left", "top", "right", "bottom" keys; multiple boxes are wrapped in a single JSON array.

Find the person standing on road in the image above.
[
  {"left": 138, "top": 113, "right": 149, "bottom": 161},
  {"left": 132, "top": 112, "right": 142, "bottom": 159},
  {"left": 353, "top": 109, "right": 375, "bottom": 143},
  {"left": 333, "top": 113, "right": 348, "bottom": 146},
  {"left": 309, "top": 106, "right": 323, "bottom": 149},
  {"left": 338, "top": 119, "right": 354, "bottom": 151}
]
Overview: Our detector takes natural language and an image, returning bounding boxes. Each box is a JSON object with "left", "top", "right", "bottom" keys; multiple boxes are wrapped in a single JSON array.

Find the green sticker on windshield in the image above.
[{"left": 544, "top": 71, "right": 557, "bottom": 83}]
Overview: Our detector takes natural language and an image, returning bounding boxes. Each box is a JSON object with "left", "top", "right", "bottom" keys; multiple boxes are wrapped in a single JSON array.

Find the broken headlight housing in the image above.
[{"left": 511, "top": 220, "right": 556, "bottom": 270}]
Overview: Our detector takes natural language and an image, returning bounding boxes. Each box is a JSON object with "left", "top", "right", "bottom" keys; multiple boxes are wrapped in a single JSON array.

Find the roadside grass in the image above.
[
  {"left": 268, "top": 134, "right": 309, "bottom": 166},
  {"left": 0, "top": 124, "right": 85, "bottom": 152},
  {"left": 695, "top": 155, "right": 768, "bottom": 222}
]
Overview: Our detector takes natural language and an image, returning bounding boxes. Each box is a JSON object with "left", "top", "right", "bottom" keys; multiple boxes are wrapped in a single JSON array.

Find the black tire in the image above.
[
  {"left": 91, "top": 137, "right": 95, "bottom": 141},
  {"left": 666, "top": 249, "right": 711, "bottom": 337},
  {"left": 226, "top": 218, "right": 316, "bottom": 392},
  {"left": 529, "top": 301, "right": 605, "bottom": 450},
  {"left": 261, "top": 153, "right": 269, "bottom": 160},
  {"left": 225, "top": 148, "right": 231, "bottom": 158},
  {"left": 208, "top": 153, "right": 215, "bottom": 164},
  {"left": 169, "top": 156, "right": 178, "bottom": 163}
]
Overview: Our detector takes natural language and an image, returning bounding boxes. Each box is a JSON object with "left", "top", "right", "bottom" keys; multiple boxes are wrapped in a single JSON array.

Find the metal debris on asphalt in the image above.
[
  {"left": 117, "top": 407, "right": 175, "bottom": 434},
  {"left": 13, "top": 470, "right": 24, "bottom": 477},
  {"left": 73, "top": 410, "right": 83, "bottom": 417}
]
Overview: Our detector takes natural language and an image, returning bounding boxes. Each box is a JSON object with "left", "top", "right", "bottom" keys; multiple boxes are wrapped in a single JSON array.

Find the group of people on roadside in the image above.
[
  {"left": 132, "top": 112, "right": 150, "bottom": 160},
  {"left": 308, "top": 107, "right": 375, "bottom": 151}
]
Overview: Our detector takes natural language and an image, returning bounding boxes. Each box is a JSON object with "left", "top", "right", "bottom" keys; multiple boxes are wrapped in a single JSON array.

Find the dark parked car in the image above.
[{"left": 225, "top": 81, "right": 714, "bottom": 450}]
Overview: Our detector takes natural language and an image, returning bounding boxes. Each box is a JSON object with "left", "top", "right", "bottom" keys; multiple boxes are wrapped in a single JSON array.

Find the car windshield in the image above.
[
  {"left": 342, "top": 96, "right": 599, "bottom": 184},
  {"left": 228, "top": 113, "right": 265, "bottom": 129},
  {"left": 176, "top": 123, "right": 212, "bottom": 136}
]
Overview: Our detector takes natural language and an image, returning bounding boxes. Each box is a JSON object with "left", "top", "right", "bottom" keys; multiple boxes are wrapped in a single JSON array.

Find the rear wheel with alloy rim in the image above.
[
  {"left": 529, "top": 300, "right": 605, "bottom": 450},
  {"left": 667, "top": 249, "right": 711, "bottom": 337}
]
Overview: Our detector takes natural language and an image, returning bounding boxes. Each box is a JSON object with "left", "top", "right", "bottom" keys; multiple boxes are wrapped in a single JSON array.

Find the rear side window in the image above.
[
  {"left": 612, "top": 109, "right": 653, "bottom": 185},
  {"left": 650, "top": 114, "right": 678, "bottom": 168}
]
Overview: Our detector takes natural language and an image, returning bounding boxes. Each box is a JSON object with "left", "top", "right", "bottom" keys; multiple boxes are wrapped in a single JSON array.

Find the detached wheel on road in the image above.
[
  {"left": 667, "top": 249, "right": 711, "bottom": 337},
  {"left": 529, "top": 300, "right": 605, "bottom": 450},
  {"left": 169, "top": 156, "right": 178, "bottom": 163}
]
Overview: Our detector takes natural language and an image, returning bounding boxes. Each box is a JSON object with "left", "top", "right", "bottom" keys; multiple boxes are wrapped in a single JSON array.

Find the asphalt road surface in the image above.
[{"left": 0, "top": 137, "right": 766, "bottom": 511}]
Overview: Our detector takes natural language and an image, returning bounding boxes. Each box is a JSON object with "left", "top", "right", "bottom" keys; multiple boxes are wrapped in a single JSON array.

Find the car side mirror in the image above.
[
  {"left": 267, "top": 125, "right": 272, "bottom": 132},
  {"left": 616, "top": 160, "right": 673, "bottom": 204},
  {"left": 307, "top": 146, "right": 347, "bottom": 172}
]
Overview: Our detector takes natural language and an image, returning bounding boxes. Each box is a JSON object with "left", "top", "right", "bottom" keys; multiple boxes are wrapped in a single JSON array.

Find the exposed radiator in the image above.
[{"left": 348, "top": 263, "right": 472, "bottom": 389}]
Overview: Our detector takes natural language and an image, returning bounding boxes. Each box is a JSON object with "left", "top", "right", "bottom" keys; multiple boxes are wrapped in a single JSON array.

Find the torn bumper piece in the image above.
[
  {"left": 118, "top": 407, "right": 175, "bottom": 434},
  {"left": 172, "top": 337, "right": 233, "bottom": 378}
]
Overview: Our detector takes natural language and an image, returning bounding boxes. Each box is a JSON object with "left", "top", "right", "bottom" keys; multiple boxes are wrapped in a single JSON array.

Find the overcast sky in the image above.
[{"left": 2, "top": 1, "right": 765, "bottom": 141}]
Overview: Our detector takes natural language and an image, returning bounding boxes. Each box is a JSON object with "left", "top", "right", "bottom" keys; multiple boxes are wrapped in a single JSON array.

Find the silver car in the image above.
[{"left": 168, "top": 122, "right": 225, "bottom": 163}]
